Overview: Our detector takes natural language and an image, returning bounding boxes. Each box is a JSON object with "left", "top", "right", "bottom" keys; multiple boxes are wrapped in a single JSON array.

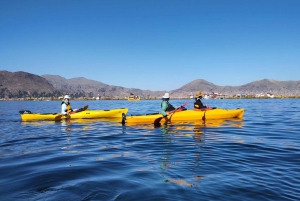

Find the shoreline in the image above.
[{"left": 1, "top": 96, "right": 300, "bottom": 101}]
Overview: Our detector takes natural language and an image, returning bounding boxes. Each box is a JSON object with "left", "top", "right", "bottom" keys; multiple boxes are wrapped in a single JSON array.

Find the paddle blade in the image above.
[
  {"left": 121, "top": 113, "right": 126, "bottom": 125},
  {"left": 82, "top": 105, "right": 88, "bottom": 111},
  {"left": 70, "top": 105, "right": 88, "bottom": 114},
  {"left": 54, "top": 114, "right": 63, "bottom": 121}
]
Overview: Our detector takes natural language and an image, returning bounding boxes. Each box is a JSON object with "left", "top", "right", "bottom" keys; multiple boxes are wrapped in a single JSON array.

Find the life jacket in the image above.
[
  {"left": 194, "top": 97, "right": 206, "bottom": 109},
  {"left": 161, "top": 100, "right": 176, "bottom": 111},
  {"left": 61, "top": 101, "right": 73, "bottom": 113}
]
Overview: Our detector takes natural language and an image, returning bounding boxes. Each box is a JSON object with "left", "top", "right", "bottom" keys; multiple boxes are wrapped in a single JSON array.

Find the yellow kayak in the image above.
[
  {"left": 20, "top": 108, "right": 128, "bottom": 121},
  {"left": 122, "top": 108, "right": 244, "bottom": 125}
]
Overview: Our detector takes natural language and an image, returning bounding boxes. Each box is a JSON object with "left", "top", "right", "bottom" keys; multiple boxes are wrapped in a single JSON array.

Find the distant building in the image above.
[{"left": 267, "top": 93, "right": 274, "bottom": 98}]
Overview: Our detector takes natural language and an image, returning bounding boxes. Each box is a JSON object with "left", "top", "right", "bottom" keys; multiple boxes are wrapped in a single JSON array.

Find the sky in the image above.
[{"left": 0, "top": 0, "right": 299, "bottom": 91}]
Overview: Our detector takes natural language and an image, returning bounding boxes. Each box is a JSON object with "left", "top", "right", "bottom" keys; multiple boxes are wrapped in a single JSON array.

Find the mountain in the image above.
[
  {"left": 170, "top": 79, "right": 232, "bottom": 97},
  {"left": 42, "top": 74, "right": 166, "bottom": 98},
  {"left": 169, "top": 78, "right": 300, "bottom": 97},
  {"left": 1, "top": 70, "right": 299, "bottom": 99},
  {"left": 0, "top": 71, "right": 62, "bottom": 98},
  {"left": 236, "top": 79, "right": 300, "bottom": 95}
]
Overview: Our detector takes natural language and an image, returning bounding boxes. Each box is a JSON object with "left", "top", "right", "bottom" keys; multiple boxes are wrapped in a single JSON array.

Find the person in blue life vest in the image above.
[
  {"left": 161, "top": 93, "right": 176, "bottom": 117},
  {"left": 194, "top": 91, "right": 207, "bottom": 109},
  {"left": 61, "top": 95, "right": 76, "bottom": 115}
]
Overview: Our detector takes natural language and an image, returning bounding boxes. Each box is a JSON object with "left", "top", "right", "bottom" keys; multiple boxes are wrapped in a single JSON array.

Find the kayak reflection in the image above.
[
  {"left": 20, "top": 120, "right": 59, "bottom": 126},
  {"left": 60, "top": 117, "right": 122, "bottom": 125},
  {"left": 59, "top": 117, "right": 124, "bottom": 132},
  {"left": 122, "top": 118, "right": 244, "bottom": 129},
  {"left": 156, "top": 119, "right": 246, "bottom": 188}
]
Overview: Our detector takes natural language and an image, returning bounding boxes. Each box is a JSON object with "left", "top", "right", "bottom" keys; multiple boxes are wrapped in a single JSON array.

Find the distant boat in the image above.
[{"left": 128, "top": 93, "right": 140, "bottom": 101}]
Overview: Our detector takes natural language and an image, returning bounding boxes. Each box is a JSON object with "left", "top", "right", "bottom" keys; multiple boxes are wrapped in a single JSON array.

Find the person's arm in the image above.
[
  {"left": 161, "top": 101, "right": 168, "bottom": 117},
  {"left": 61, "top": 104, "right": 67, "bottom": 114}
]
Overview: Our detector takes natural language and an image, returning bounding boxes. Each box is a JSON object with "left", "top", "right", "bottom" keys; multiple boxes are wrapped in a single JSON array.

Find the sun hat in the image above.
[
  {"left": 64, "top": 95, "right": 70, "bottom": 99},
  {"left": 196, "top": 91, "right": 203, "bottom": 96},
  {"left": 162, "top": 93, "right": 170, "bottom": 99}
]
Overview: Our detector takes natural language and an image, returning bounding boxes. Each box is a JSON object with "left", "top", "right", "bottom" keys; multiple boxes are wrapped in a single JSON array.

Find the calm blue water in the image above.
[{"left": 0, "top": 99, "right": 299, "bottom": 201}]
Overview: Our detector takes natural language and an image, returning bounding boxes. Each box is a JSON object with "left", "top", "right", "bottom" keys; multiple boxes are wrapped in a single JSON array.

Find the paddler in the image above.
[
  {"left": 161, "top": 93, "right": 176, "bottom": 117},
  {"left": 194, "top": 91, "right": 207, "bottom": 109},
  {"left": 61, "top": 95, "right": 74, "bottom": 115}
]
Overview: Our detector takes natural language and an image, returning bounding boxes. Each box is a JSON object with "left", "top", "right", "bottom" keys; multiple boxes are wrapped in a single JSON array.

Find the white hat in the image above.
[
  {"left": 162, "top": 93, "right": 170, "bottom": 99},
  {"left": 64, "top": 95, "right": 70, "bottom": 99}
]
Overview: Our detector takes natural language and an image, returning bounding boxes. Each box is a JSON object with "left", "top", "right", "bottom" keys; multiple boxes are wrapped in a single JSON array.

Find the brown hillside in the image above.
[
  {"left": 0, "top": 71, "right": 61, "bottom": 98},
  {"left": 42, "top": 74, "right": 166, "bottom": 99},
  {"left": 237, "top": 79, "right": 300, "bottom": 95},
  {"left": 170, "top": 78, "right": 300, "bottom": 97}
]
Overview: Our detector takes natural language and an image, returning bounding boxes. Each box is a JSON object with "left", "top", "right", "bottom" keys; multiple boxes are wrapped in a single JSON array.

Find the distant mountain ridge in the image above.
[
  {"left": 0, "top": 71, "right": 62, "bottom": 98},
  {"left": 172, "top": 78, "right": 300, "bottom": 97},
  {"left": 0, "top": 70, "right": 299, "bottom": 98},
  {"left": 41, "top": 74, "right": 165, "bottom": 98}
]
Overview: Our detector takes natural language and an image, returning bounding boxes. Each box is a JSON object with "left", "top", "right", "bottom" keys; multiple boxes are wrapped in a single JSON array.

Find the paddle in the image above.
[
  {"left": 64, "top": 105, "right": 89, "bottom": 119},
  {"left": 167, "top": 102, "right": 189, "bottom": 116},
  {"left": 153, "top": 102, "right": 189, "bottom": 126},
  {"left": 70, "top": 105, "right": 88, "bottom": 114},
  {"left": 121, "top": 113, "right": 126, "bottom": 125},
  {"left": 54, "top": 114, "right": 63, "bottom": 121}
]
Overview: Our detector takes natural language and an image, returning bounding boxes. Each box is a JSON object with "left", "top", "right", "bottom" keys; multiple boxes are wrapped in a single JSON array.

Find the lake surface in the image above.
[{"left": 0, "top": 99, "right": 299, "bottom": 201}]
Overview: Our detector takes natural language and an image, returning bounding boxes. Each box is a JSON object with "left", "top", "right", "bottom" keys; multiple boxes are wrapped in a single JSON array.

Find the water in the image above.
[{"left": 0, "top": 99, "right": 299, "bottom": 201}]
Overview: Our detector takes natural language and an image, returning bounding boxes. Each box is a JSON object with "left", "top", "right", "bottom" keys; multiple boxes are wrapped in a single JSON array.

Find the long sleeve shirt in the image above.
[
  {"left": 61, "top": 103, "right": 68, "bottom": 114},
  {"left": 161, "top": 101, "right": 168, "bottom": 117}
]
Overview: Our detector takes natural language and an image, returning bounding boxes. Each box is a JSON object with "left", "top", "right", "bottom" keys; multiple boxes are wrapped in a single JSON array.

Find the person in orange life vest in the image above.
[{"left": 194, "top": 91, "right": 207, "bottom": 109}]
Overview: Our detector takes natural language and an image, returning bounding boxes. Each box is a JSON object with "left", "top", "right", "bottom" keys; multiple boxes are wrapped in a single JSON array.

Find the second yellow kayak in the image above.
[{"left": 122, "top": 108, "right": 244, "bottom": 125}]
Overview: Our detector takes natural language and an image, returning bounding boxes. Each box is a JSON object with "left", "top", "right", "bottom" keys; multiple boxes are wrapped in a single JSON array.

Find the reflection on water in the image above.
[
  {"left": 154, "top": 118, "right": 245, "bottom": 135},
  {"left": 21, "top": 120, "right": 59, "bottom": 126},
  {"left": 164, "top": 178, "right": 195, "bottom": 187},
  {"left": 20, "top": 117, "right": 123, "bottom": 126}
]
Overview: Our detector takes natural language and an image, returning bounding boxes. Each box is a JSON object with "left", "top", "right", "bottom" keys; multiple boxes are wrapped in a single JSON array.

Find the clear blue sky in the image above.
[{"left": 1, "top": 0, "right": 299, "bottom": 91}]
